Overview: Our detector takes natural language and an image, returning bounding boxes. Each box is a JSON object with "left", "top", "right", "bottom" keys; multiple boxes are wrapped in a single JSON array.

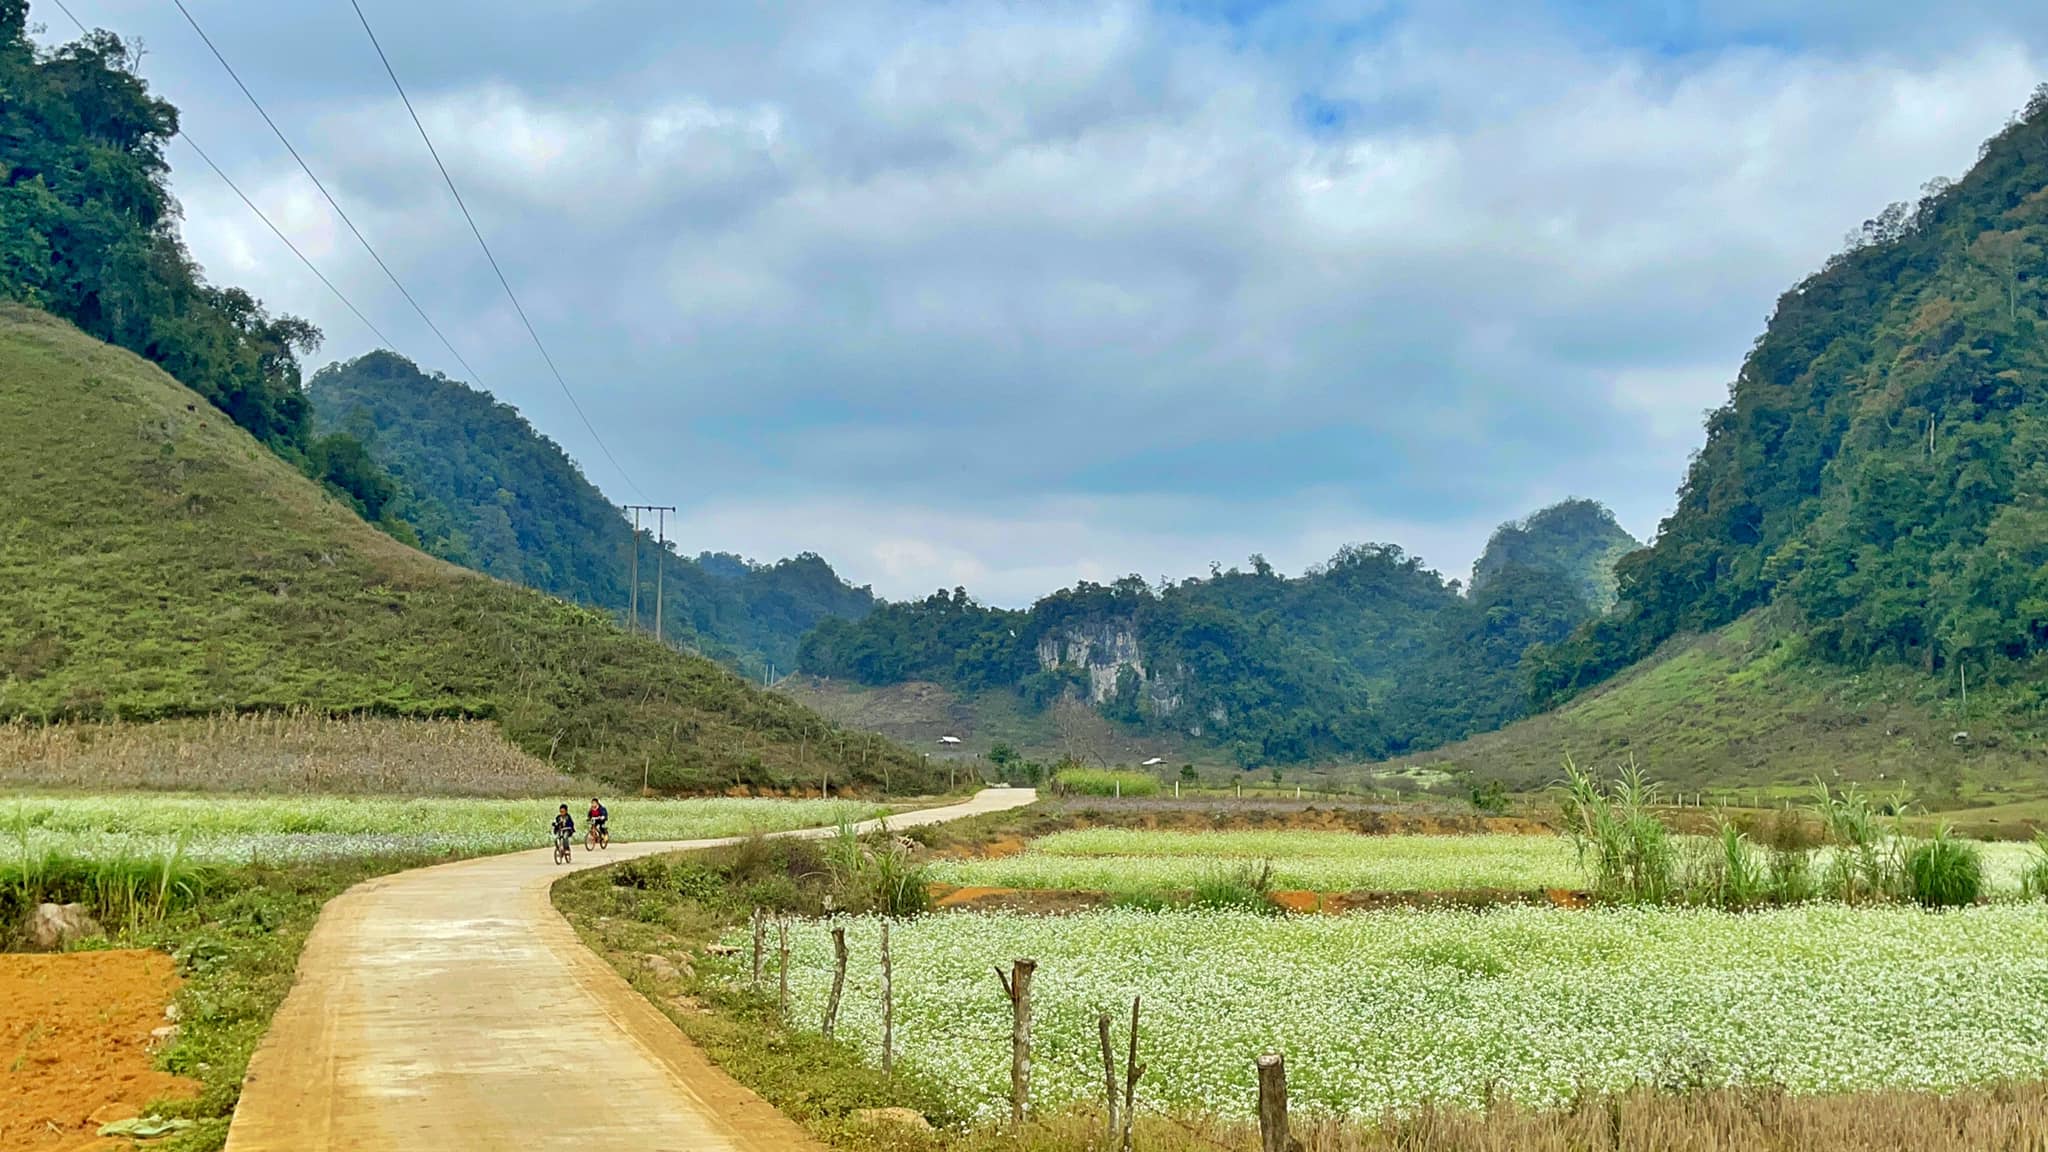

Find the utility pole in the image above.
[
  {"left": 623, "top": 505, "right": 676, "bottom": 643},
  {"left": 627, "top": 506, "right": 640, "bottom": 634}
]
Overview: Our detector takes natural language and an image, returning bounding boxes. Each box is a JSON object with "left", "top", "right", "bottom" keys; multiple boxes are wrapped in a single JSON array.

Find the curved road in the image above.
[{"left": 223, "top": 788, "right": 1037, "bottom": 1152}]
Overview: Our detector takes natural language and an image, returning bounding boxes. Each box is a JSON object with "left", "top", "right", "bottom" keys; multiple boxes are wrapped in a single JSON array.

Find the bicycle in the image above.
[
  {"left": 553, "top": 829, "right": 573, "bottom": 865},
  {"left": 587, "top": 820, "right": 609, "bottom": 851}
]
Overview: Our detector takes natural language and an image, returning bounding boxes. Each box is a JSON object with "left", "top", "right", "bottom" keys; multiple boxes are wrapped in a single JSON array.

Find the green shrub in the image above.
[
  {"left": 1905, "top": 825, "right": 1982, "bottom": 908},
  {"left": 1190, "top": 859, "right": 1275, "bottom": 911},
  {"left": 1707, "top": 820, "right": 1765, "bottom": 909},
  {"left": 611, "top": 858, "right": 673, "bottom": 890},
  {"left": 1811, "top": 780, "right": 1907, "bottom": 903},
  {"left": 1469, "top": 779, "right": 1510, "bottom": 815},
  {"left": 1766, "top": 844, "right": 1816, "bottom": 905},
  {"left": 2022, "top": 835, "right": 2048, "bottom": 902},
  {"left": 1050, "top": 768, "right": 1160, "bottom": 797}
]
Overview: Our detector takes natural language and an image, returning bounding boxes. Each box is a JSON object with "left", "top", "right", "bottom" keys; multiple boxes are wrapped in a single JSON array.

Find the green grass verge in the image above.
[{"left": 1377, "top": 611, "right": 2048, "bottom": 811}]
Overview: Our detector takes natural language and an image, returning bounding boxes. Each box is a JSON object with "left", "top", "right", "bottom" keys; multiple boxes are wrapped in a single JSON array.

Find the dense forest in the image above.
[
  {"left": 0, "top": 3, "right": 403, "bottom": 528},
  {"left": 801, "top": 502, "right": 1636, "bottom": 763},
  {"left": 1529, "top": 85, "right": 2048, "bottom": 711},
  {"left": 309, "top": 352, "right": 877, "bottom": 677},
  {"left": 1471, "top": 498, "right": 1640, "bottom": 611}
]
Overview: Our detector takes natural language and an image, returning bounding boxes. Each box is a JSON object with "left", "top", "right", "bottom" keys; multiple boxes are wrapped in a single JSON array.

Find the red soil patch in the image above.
[
  {"left": 1, "top": 949, "right": 199, "bottom": 1151},
  {"left": 929, "top": 885, "right": 1111, "bottom": 913},
  {"left": 1269, "top": 890, "right": 1323, "bottom": 913}
]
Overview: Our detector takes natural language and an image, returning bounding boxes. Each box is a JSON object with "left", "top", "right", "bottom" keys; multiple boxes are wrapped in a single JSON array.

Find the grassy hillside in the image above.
[
  {"left": 0, "top": 306, "right": 935, "bottom": 794},
  {"left": 1385, "top": 610, "right": 2048, "bottom": 812}
]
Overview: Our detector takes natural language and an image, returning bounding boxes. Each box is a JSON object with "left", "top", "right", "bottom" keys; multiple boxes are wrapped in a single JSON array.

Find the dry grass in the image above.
[
  {"left": 0, "top": 712, "right": 573, "bottom": 796},
  {"left": 1108, "top": 1084, "right": 2048, "bottom": 1151}
]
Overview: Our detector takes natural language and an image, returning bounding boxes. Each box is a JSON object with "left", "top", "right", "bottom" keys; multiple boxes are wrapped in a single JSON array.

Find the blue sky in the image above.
[{"left": 31, "top": 1, "right": 2048, "bottom": 603}]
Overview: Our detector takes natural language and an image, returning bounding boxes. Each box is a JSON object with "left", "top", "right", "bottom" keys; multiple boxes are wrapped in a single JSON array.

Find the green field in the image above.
[
  {"left": 4, "top": 794, "right": 886, "bottom": 864},
  {"left": 929, "top": 830, "right": 1582, "bottom": 893},
  {"left": 928, "top": 826, "right": 2048, "bottom": 899},
  {"left": 761, "top": 904, "right": 2048, "bottom": 1121}
]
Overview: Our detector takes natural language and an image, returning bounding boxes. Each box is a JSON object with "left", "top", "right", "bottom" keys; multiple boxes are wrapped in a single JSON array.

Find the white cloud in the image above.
[{"left": 120, "top": 0, "right": 2048, "bottom": 604}]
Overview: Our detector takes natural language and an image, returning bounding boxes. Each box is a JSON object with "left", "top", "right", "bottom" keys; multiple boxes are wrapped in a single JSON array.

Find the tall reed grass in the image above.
[
  {"left": 1558, "top": 765, "right": 1988, "bottom": 910},
  {"left": 3, "top": 805, "right": 212, "bottom": 936}
]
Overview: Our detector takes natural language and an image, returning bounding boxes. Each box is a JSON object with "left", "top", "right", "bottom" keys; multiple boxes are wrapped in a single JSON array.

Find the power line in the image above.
[
  {"left": 166, "top": 0, "right": 493, "bottom": 392},
  {"left": 44, "top": 2, "right": 399, "bottom": 350},
  {"left": 346, "top": 0, "right": 642, "bottom": 499}
]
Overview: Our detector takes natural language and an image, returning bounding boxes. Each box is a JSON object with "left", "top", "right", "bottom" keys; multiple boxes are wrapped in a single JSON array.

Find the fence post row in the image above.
[
  {"left": 1257, "top": 1052, "right": 1288, "bottom": 1152},
  {"left": 994, "top": 958, "right": 1036, "bottom": 1126}
]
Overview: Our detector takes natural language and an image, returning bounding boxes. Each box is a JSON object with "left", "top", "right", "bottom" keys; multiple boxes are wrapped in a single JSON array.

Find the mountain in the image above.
[
  {"left": 0, "top": 306, "right": 934, "bottom": 793},
  {"left": 797, "top": 510, "right": 1624, "bottom": 765},
  {"left": 308, "top": 351, "right": 876, "bottom": 679},
  {"left": 1471, "top": 498, "right": 1640, "bottom": 612},
  {"left": 1529, "top": 85, "right": 2048, "bottom": 713}
]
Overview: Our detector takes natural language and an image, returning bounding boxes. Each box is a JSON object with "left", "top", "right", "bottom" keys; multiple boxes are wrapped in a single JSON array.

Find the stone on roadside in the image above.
[
  {"left": 638, "top": 953, "right": 687, "bottom": 982},
  {"left": 28, "top": 902, "right": 102, "bottom": 950},
  {"left": 854, "top": 1107, "right": 934, "bottom": 1133}
]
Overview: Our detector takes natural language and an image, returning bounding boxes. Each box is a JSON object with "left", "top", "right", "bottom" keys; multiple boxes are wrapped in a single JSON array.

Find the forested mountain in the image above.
[
  {"left": 1471, "top": 499, "right": 1640, "bottom": 611},
  {"left": 309, "top": 352, "right": 876, "bottom": 678},
  {"left": 1529, "top": 84, "right": 2048, "bottom": 711},
  {"left": 800, "top": 507, "right": 1621, "bottom": 764},
  {"left": 0, "top": 5, "right": 403, "bottom": 529}
]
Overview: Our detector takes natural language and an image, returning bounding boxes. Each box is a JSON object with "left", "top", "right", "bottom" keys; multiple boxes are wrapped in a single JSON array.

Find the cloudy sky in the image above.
[{"left": 32, "top": 0, "right": 2048, "bottom": 603}]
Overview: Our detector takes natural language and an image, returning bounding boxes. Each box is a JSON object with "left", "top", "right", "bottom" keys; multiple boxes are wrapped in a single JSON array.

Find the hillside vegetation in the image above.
[
  {"left": 0, "top": 306, "right": 934, "bottom": 793},
  {"left": 1399, "top": 87, "right": 2048, "bottom": 807},
  {"left": 1470, "top": 498, "right": 1640, "bottom": 611},
  {"left": 1532, "top": 86, "right": 2048, "bottom": 713},
  {"left": 1389, "top": 610, "right": 2047, "bottom": 811},
  {"left": 800, "top": 505, "right": 1626, "bottom": 765},
  {"left": 0, "top": 9, "right": 407, "bottom": 531},
  {"left": 309, "top": 352, "right": 876, "bottom": 679}
]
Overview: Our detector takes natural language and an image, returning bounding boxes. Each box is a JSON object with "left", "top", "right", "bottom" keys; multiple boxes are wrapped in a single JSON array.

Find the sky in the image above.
[{"left": 30, "top": 0, "right": 2048, "bottom": 604}]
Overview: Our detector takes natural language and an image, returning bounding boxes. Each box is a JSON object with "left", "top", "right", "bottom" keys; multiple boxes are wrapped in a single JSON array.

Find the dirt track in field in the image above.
[{"left": 223, "top": 788, "right": 1037, "bottom": 1152}]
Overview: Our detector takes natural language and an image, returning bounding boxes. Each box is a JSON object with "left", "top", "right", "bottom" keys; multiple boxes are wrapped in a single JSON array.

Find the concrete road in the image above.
[{"left": 223, "top": 788, "right": 1037, "bottom": 1152}]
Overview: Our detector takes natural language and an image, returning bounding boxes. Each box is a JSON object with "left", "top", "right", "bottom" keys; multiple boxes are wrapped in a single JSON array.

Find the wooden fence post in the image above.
[
  {"left": 776, "top": 917, "right": 789, "bottom": 1017},
  {"left": 1257, "top": 1053, "right": 1288, "bottom": 1152},
  {"left": 881, "top": 921, "right": 895, "bottom": 1076},
  {"left": 994, "top": 958, "right": 1037, "bottom": 1125},
  {"left": 750, "top": 907, "right": 765, "bottom": 990},
  {"left": 1097, "top": 1012, "right": 1119, "bottom": 1143},
  {"left": 823, "top": 925, "right": 848, "bottom": 1038},
  {"left": 1122, "top": 996, "right": 1143, "bottom": 1152}
]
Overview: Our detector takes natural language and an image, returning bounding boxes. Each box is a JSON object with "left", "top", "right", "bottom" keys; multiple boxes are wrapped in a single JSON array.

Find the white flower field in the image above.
[
  {"left": 5, "top": 794, "right": 884, "bottom": 863},
  {"left": 765, "top": 903, "right": 2048, "bottom": 1121}
]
